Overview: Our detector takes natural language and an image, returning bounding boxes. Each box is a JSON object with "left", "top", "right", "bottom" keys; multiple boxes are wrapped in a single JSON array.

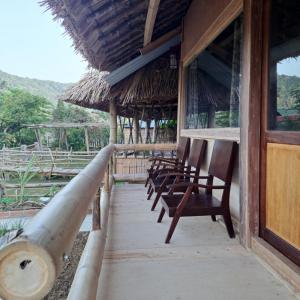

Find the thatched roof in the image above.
[
  {"left": 41, "top": 0, "right": 191, "bottom": 71},
  {"left": 61, "top": 54, "right": 178, "bottom": 120}
]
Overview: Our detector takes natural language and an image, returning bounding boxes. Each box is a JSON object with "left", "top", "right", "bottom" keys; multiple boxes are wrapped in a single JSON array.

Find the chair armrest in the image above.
[
  {"left": 152, "top": 160, "right": 179, "bottom": 168},
  {"left": 149, "top": 157, "right": 177, "bottom": 163},
  {"left": 158, "top": 173, "right": 209, "bottom": 179},
  {"left": 167, "top": 182, "right": 226, "bottom": 190}
]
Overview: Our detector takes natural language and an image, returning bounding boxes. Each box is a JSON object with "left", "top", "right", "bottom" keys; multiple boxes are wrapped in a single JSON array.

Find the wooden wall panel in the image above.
[
  {"left": 182, "top": 0, "right": 243, "bottom": 65},
  {"left": 266, "top": 143, "right": 300, "bottom": 251},
  {"left": 182, "top": 0, "right": 231, "bottom": 59}
]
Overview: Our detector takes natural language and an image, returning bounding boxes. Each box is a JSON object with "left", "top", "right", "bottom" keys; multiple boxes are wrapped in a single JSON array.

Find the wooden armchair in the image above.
[
  {"left": 148, "top": 139, "right": 207, "bottom": 211},
  {"left": 157, "top": 140, "right": 237, "bottom": 243},
  {"left": 145, "top": 137, "right": 190, "bottom": 192}
]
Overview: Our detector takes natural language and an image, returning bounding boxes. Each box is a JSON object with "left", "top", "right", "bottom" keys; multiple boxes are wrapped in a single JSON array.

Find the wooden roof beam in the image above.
[
  {"left": 140, "top": 27, "right": 181, "bottom": 55},
  {"left": 144, "top": 0, "right": 161, "bottom": 46}
]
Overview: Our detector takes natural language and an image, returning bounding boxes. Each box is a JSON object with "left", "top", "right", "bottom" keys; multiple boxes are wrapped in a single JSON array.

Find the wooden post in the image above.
[
  {"left": 92, "top": 188, "right": 101, "bottom": 230},
  {"left": 64, "top": 129, "right": 69, "bottom": 151},
  {"left": 84, "top": 127, "right": 90, "bottom": 153},
  {"left": 133, "top": 115, "right": 139, "bottom": 144},
  {"left": 208, "top": 105, "right": 216, "bottom": 128},
  {"left": 229, "top": 17, "right": 242, "bottom": 127},
  {"left": 109, "top": 99, "right": 117, "bottom": 144},
  {"left": 109, "top": 99, "right": 117, "bottom": 175},
  {"left": 58, "top": 128, "right": 62, "bottom": 149},
  {"left": 145, "top": 120, "right": 151, "bottom": 143},
  {"left": 34, "top": 129, "right": 42, "bottom": 150},
  {"left": 239, "top": 0, "right": 263, "bottom": 248}
]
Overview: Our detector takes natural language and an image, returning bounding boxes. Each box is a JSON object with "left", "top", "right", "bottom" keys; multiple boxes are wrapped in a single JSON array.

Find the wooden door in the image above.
[{"left": 260, "top": 0, "right": 300, "bottom": 266}]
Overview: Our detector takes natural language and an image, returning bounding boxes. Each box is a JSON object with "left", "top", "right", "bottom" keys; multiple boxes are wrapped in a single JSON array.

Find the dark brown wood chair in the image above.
[
  {"left": 145, "top": 137, "right": 190, "bottom": 196},
  {"left": 148, "top": 139, "right": 207, "bottom": 211},
  {"left": 157, "top": 140, "right": 237, "bottom": 243}
]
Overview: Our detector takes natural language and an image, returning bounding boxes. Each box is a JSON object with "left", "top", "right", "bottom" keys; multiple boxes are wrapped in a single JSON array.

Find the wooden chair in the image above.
[
  {"left": 157, "top": 140, "right": 237, "bottom": 243},
  {"left": 148, "top": 139, "right": 207, "bottom": 211},
  {"left": 145, "top": 137, "right": 190, "bottom": 196}
]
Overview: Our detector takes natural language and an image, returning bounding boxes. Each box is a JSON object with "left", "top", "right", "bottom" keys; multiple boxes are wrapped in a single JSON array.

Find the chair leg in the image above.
[
  {"left": 165, "top": 213, "right": 181, "bottom": 244},
  {"left": 147, "top": 188, "right": 154, "bottom": 200},
  {"left": 223, "top": 212, "right": 235, "bottom": 238},
  {"left": 211, "top": 215, "right": 217, "bottom": 222},
  {"left": 157, "top": 207, "right": 165, "bottom": 223},
  {"left": 147, "top": 184, "right": 152, "bottom": 195},
  {"left": 145, "top": 177, "right": 149, "bottom": 187},
  {"left": 151, "top": 190, "right": 162, "bottom": 211}
]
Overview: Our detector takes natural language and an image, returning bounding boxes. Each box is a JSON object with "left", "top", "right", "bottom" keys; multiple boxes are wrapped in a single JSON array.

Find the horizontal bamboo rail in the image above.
[
  {"left": 0, "top": 143, "right": 176, "bottom": 300},
  {"left": 114, "top": 143, "right": 176, "bottom": 151},
  {"left": 0, "top": 144, "right": 115, "bottom": 300}
]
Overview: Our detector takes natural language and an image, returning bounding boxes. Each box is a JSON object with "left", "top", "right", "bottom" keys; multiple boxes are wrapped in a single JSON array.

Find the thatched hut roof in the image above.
[
  {"left": 61, "top": 54, "right": 179, "bottom": 120},
  {"left": 41, "top": 0, "right": 191, "bottom": 71}
]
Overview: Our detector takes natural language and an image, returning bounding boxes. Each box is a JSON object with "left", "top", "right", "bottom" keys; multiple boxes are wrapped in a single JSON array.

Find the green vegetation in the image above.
[
  {"left": 0, "top": 220, "right": 24, "bottom": 237},
  {"left": 15, "top": 156, "right": 37, "bottom": 205},
  {"left": 52, "top": 101, "right": 109, "bottom": 151},
  {"left": 0, "top": 88, "right": 51, "bottom": 147},
  {"left": 277, "top": 74, "right": 300, "bottom": 108},
  {"left": 0, "top": 87, "right": 109, "bottom": 150},
  {"left": 0, "top": 69, "right": 71, "bottom": 104}
]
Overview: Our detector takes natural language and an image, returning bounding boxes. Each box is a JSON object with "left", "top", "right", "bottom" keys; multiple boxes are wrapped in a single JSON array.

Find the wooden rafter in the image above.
[
  {"left": 144, "top": 0, "right": 161, "bottom": 46},
  {"left": 140, "top": 27, "right": 181, "bottom": 55}
]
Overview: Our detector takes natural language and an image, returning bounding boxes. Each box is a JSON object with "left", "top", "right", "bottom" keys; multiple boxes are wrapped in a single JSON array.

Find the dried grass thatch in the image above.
[
  {"left": 40, "top": 0, "right": 191, "bottom": 71},
  {"left": 61, "top": 55, "right": 179, "bottom": 119},
  {"left": 62, "top": 70, "right": 111, "bottom": 106},
  {"left": 121, "top": 57, "right": 178, "bottom": 105}
]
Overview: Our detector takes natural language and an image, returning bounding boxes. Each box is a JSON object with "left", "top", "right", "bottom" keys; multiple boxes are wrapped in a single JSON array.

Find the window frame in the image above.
[{"left": 180, "top": 2, "right": 243, "bottom": 142}]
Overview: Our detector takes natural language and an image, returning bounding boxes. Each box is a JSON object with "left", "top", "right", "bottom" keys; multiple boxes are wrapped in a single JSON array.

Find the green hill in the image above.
[
  {"left": 0, "top": 70, "right": 72, "bottom": 104},
  {"left": 277, "top": 74, "right": 300, "bottom": 108}
]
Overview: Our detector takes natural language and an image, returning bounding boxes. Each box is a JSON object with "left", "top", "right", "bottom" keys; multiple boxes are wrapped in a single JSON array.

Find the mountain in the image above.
[{"left": 0, "top": 70, "right": 72, "bottom": 104}]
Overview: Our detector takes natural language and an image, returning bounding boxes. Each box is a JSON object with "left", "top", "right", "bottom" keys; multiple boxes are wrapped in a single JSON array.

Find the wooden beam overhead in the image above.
[
  {"left": 140, "top": 27, "right": 181, "bottom": 55},
  {"left": 144, "top": 0, "right": 161, "bottom": 46}
]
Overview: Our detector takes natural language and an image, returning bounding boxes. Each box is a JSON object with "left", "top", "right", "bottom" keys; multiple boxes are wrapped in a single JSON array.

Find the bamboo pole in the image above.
[
  {"left": 133, "top": 115, "right": 139, "bottom": 144},
  {"left": 92, "top": 188, "right": 101, "bottom": 230},
  {"left": 109, "top": 99, "right": 117, "bottom": 175},
  {"left": 109, "top": 99, "right": 117, "bottom": 144},
  {"left": 67, "top": 188, "right": 111, "bottom": 300},
  {"left": 67, "top": 230, "right": 105, "bottom": 300},
  {"left": 0, "top": 144, "right": 115, "bottom": 300},
  {"left": 84, "top": 127, "right": 90, "bottom": 153}
]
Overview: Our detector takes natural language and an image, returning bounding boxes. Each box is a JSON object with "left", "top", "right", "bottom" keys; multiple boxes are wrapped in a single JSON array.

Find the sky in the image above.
[
  {"left": 0, "top": 0, "right": 88, "bottom": 83},
  {"left": 277, "top": 57, "right": 300, "bottom": 77},
  {"left": 0, "top": 1, "right": 299, "bottom": 83}
]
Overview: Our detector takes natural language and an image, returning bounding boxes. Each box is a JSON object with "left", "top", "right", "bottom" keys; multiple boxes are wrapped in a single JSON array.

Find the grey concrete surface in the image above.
[{"left": 97, "top": 184, "right": 299, "bottom": 300}]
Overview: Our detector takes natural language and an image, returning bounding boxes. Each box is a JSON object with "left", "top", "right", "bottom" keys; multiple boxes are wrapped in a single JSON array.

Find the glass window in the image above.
[
  {"left": 185, "top": 15, "right": 243, "bottom": 129},
  {"left": 268, "top": 1, "right": 300, "bottom": 131}
]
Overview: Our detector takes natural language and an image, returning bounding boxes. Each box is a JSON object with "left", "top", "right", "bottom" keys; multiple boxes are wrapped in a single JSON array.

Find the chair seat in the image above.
[
  {"left": 161, "top": 193, "right": 223, "bottom": 217},
  {"left": 150, "top": 176, "right": 191, "bottom": 192},
  {"left": 149, "top": 175, "right": 176, "bottom": 192}
]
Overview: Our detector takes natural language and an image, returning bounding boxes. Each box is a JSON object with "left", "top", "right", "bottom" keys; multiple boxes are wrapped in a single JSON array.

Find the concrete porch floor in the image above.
[{"left": 97, "top": 184, "right": 298, "bottom": 300}]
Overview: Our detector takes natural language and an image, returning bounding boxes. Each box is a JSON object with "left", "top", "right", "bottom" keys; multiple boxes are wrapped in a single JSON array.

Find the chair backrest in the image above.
[
  {"left": 187, "top": 139, "right": 207, "bottom": 176},
  {"left": 176, "top": 137, "right": 190, "bottom": 164},
  {"left": 208, "top": 140, "right": 237, "bottom": 184}
]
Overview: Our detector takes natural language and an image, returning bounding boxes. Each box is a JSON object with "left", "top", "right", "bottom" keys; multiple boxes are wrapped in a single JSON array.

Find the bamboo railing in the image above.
[{"left": 0, "top": 143, "right": 176, "bottom": 300}]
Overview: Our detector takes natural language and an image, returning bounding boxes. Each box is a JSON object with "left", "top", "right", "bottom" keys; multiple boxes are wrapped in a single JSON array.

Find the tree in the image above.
[{"left": 0, "top": 88, "right": 51, "bottom": 147}]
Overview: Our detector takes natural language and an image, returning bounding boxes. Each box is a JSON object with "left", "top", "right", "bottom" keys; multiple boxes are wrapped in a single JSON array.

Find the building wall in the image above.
[
  {"left": 179, "top": 0, "right": 243, "bottom": 221},
  {"left": 182, "top": 0, "right": 233, "bottom": 61},
  {"left": 198, "top": 140, "right": 240, "bottom": 220}
]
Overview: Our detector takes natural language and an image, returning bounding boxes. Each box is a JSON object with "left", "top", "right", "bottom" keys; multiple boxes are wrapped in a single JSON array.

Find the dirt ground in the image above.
[{"left": 44, "top": 232, "right": 89, "bottom": 300}]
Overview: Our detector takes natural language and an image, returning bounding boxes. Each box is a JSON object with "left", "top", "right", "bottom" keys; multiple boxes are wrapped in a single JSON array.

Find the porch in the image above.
[{"left": 98, "top": 184, "right": 297, "bottom": 300}]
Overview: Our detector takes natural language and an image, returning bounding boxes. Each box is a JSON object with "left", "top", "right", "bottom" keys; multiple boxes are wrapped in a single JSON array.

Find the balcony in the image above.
[
  {"left": 0, "top": 144, "right": 298, "bottom": 300},
  {"left": 98, "top": 184, "right": 297, "bottom": 300}
]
